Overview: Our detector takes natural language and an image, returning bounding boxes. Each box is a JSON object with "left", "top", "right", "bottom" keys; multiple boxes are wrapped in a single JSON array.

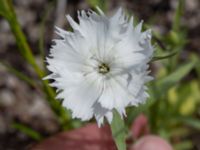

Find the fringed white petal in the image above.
[{"left": 45, "top": 7, "right": 153, "bottom": 126}]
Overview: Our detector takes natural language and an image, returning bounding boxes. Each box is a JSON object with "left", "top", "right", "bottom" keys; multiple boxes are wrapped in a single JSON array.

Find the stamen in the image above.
[{"left": 98, "top": 63, "right": 110, "bottom": 74}]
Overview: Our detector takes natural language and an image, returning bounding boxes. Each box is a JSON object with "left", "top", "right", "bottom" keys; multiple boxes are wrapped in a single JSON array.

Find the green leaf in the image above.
[
  {"left": 0, "top": 0, "right": 70, "bottom": 128},
  {"left": 86, "top": 0, "right": 99, "bottom": 6},
  {"left": 0, "top": 62, "right": 37, "bottom": 88},
  {"left": 178, "top": 117, "right": 200, "bottom": 130},
  {"left": 86, "top": 0, "right": 107, "bottom": 11},
  {"left": 174, "top": 140, "right": 193, "bottom": 150},
  {"left": 155, "top": 60, "right": 195, "bottom": 98},
  {"left": 172, "top": 0, "right": 185, "bottom": 32},
  {"left": 0, "top": 0, "right": 44, "bottom": 77},
  {"left": 190, "top": 53, "right": 200, "bottom": 79},
  {"left": 12, "top": 123, "right": 43, "bottom": 141},
  {"left": 111, "top": 110, "right": 127, "bottom": 150},
  {"left": 39, "top": 1, "right": 55, "bottom": 69},
  {"left": 0, "top": 0, "right": 11, "bottom": 19},
  {"left": 152, "top": 51, "right": 177, "bottom": 62}
]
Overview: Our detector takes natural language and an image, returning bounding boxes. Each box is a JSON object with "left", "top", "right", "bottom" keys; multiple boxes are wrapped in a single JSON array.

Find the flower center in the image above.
[{"left": 98, "top": 63, "right": 110, "bottom": 74}]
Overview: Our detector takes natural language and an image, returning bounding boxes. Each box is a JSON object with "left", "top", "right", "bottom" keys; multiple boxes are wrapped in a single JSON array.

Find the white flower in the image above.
[{"left": 45, "top": 7, "right": 153, "bottom": 126}]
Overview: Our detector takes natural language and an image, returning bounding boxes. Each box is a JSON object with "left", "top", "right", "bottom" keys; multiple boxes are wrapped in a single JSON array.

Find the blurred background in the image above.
[{"left": 0, "top": 0, "right": 200, "bottom": 149}]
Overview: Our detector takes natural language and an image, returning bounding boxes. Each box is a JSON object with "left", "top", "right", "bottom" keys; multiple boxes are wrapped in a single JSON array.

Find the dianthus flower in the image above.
[{"left": 45, "top": 8, "right": 153, "bottom": 126}]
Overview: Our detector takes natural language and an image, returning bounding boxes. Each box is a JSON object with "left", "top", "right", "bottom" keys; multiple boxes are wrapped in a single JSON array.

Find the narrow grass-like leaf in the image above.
[
  {"left": 155, "top": 60, "right": 195, "bottom": 98},
  {"left": 0, "top": 0, "right": 44, "bottom": 77},
  {"left": 172, "top": 0, "right": 185, "bottom": 32},
  {"left": 174, "top": 140, "right": 193, "bottom": 150},
  {"left": 12, "top": 122, "right": 43, "bottom": 141},
  {"left": 152, "top": 51, "right": 178, "bottom": 62},
  {"left": 39, "top": 1, "right": 55, "bottom": 68},
  {"left": 86, "top": 0, "right": 107, "bottom": 11},
  {"left": 178, "top": 117, "right": 200, "bottom": 130},
  {"left": 0, "top": 0, "right": 12, "bottom": 19},
  {"left": 0, "top": 61, "right": 37, "bottom": 88},
  {"left": 190, "top": 54, "right": 200, "bottom": 80},
  {"left": 0, "top": 0, "right": 70, "bottom": 129}
]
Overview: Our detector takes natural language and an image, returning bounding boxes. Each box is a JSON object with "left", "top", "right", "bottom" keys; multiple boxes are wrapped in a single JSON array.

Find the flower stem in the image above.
[
  {"left": 0, "top": 0, "right": 70, "bottom": 129},
  {"left": 111, "top": 110, "right": 127, "bottom": 150}
]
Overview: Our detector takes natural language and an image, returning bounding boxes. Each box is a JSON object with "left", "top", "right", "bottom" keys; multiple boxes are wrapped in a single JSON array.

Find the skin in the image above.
[
  {"left": 32, "top": 124, "right": 173, "bottom": 150},
  {"left": 131, "top": 135, "right": 173, "bottom": 150}
]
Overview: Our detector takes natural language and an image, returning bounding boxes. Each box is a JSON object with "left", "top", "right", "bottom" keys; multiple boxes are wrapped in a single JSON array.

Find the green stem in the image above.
[
  {"left": 1, "top": 0, "right": 44, "bottom": 77},
  {"left": 111, "top": 111, "right": 127, "bottom": 150},
  {"left": 0, "top": 0, "right": 69, "bottom": 129}
]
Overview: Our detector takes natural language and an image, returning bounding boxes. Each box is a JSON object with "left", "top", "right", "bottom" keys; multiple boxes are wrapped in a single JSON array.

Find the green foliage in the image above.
[
  {"left": 173, "top": 0, "right": 185, "bottom": 32},
  {"left": 155, "top": 60, "right": 196, "bottom": 98},
  {"left": 0, "top": 61, "right": 37, "bottom": 88},
  {"left": 38, "top": 0, "right": 56, "bottom": 68},
  {"left": 178, "top": 117, "right": 200, "bottom": 130},
  {"left": 12, "top": 123, "right": 43, "bottom": 141},
  {"left": 152, "top": 51, "right": 177, "bottom": 62},
  {"left": 0, "top": 0, "right": 70, "bottom": 130},
  {"left": 0, "top": 0, "right": 43, "bottom": 77},
  {"left": 86, "top": 0, "right": 107, "bottom": 11},
  {"left": 0, "top": 0, "right": 13, "bottom": 19},
  {"left": 174, "top": 140, "right": 193, "bottom": 150},
  {"left": 111, "top": 110, "right": 127, "bottom": 150},
  {"left": 191, "top": 54, "right": 200, "bottom": 79},
  {"left": 128, "top": 0, "right": 199, "bottom": 149},
  {"left": 1, "top": 0, "right": 199, "bottom": 149}
]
